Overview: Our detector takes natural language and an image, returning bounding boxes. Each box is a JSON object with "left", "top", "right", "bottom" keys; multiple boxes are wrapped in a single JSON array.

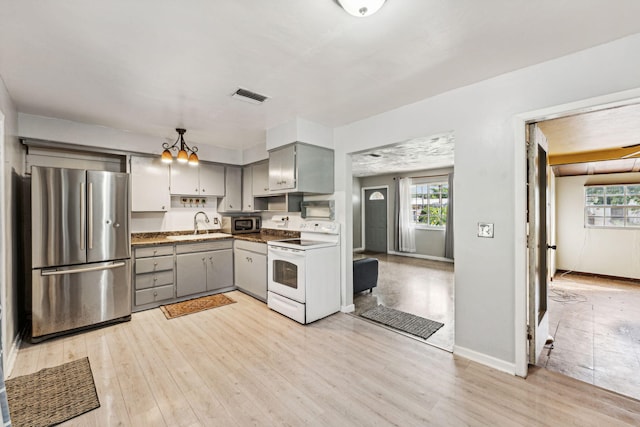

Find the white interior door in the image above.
[{"left": 527, "top": 123, "right": 551, "bottom": 364}]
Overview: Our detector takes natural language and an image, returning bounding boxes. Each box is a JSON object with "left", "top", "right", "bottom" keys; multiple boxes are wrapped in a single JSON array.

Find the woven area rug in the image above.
[
  {"left": 5, "top": 357, "right": 100, "bottom": 427},
  {"left": 160, "top": 293, "right": 236, "bottom": 319},
  {"left": 360, "top": 305, "right": 444, "bottom": 340}
]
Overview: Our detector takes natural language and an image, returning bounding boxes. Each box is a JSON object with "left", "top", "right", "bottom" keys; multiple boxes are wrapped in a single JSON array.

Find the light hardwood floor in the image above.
[
  {"left": 352, "top": 252, "right": 454, "bottom": 351},
  {"left": 9, "top": 291, "right": 640, "bottom": 426}
]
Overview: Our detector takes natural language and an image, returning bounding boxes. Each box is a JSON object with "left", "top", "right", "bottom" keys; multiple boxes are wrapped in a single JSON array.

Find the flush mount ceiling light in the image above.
[
  {"left": 337, "top": 0, "right": 386, "bottom": 17},
  {"left": 161, "top": 128, "right": 199, "bottom": 166}
]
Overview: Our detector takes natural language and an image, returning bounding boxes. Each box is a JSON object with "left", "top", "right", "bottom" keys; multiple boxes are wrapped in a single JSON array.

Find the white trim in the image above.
[
  {"left": 352, "top": 247, "right": 364, "bottom": 253},
  {"left": 361, "top": 185, "right": 390, "bottom": 253},
  {"left": 0, "top": 111, "right": 5, "bottom": 374},
  {"left": 454, "top": 345, "right": 516, "bottom": 375},
  {"left": 387, "top": 250, "right": 453, "bottom": 263},
  {"left": 512, "top": 87, "right": 640, "bottom": 379},
  {"left": 5, "top": 328, "right": 23, "bottom": 377},
  {"left": 341, "top": 304, "right": 355, "bottom": 313}
]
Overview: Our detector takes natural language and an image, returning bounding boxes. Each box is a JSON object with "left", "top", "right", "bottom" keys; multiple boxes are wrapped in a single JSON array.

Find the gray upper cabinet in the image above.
[
  {"left": 242, "top": 165, "right": 253, "bottom": 211},
  {"left": 218, "top": 166, "right": 242, "bottom": 212},
  {"left": 268, "top": 142, "right": 334, "bottom": 194},
  {"left": 130, "top": 156, "right": 170, "bottom": 212},
  {"left": 251, "top": 161, "right": 270, "bottom": 196},
  {"left": 170, "top": 162, "right": 224, "bottom": 196}
]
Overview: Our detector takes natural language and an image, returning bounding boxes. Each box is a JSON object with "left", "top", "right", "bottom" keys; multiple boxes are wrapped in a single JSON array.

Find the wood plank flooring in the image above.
[
  {"left": 353, "top": 252, "right": 454, "bottom": 350},
  {"left": 9, "top": 291, "right": 640, "bottom": 426}
]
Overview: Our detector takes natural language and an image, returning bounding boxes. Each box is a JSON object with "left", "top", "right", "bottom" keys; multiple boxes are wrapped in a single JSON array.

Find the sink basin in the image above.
[{"left": 166, "top": 233, "right": 232, "bottom": 241}]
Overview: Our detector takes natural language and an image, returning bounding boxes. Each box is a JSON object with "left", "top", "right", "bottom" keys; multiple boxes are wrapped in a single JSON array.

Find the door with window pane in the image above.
[{"left": 364, "top": 188, "right": 387, "bottom": 253}]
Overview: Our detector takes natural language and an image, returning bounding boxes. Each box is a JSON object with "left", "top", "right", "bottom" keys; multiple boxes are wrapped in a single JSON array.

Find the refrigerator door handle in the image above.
[
  {"left": 41, "top": 261, "right": 126, "bottom": 276},
  {"left": 80, "top": 182, "right": 86, "bottom": 251},
  {"left": 88, "top": 182, "right": 93, "bottom": 249}
]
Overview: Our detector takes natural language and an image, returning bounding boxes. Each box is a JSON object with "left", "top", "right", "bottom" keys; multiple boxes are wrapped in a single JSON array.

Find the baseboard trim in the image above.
[
  {"left": 5, "top": 327, "right": 25, "bottom": 377},
  {"left": 387, "top": 251, "right": 453, "bottom": 263},
  {"left": 353, "top": 247, "right": 364, "bottom": 253},
  {"left": 341, "top": 304, "right": 355, "bottom": 313},
  {"left": 453, "top": 345, "right": 516, "bottom": 375}
]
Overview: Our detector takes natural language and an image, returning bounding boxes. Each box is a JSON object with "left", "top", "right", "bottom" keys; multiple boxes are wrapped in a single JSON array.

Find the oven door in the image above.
[{"left": 268, "top": 245, "right": 305, "bottom": 303}]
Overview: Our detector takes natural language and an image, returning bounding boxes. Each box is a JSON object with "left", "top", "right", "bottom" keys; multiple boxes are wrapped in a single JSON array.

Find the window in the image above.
[
  {"left": 411, "top": 181, "right": 448, "bottom": 227},
  {"left": 585, "top": 184, "right": 640, "bottom": 228}
]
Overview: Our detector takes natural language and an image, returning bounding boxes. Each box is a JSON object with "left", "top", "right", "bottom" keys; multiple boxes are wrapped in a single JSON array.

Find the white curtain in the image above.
[{"left": 398, "top": 177, "right": 416, "bottom": 253}]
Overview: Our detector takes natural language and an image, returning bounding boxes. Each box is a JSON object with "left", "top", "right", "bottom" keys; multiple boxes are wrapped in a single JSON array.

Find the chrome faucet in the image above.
[{"left": 193, "top": 211, "right": 210, "bottom": 234}]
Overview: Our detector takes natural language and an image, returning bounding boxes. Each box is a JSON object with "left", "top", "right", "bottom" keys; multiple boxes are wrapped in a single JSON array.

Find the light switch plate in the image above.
[{"left": 478, "top": 222, "right": 494, "bottom": 238}]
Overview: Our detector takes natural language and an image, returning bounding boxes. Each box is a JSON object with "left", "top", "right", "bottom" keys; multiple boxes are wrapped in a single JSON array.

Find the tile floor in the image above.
[
  {"left": 538, "top": 271, "right": 640, "bottom": 400},
  {"left": 352, "top": 252, "right": 454, "bottom": 351}
]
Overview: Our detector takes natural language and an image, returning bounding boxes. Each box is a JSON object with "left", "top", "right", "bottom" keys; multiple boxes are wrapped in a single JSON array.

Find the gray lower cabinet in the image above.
[
  {"left": 176, "top": 241, "right": 233, "bottom": 297},
  {"left": 233, "top": 240, "right": 267, "bottom": 302},
  {"left": 133, "top": 244, "right": 175, "bottom": 309}
]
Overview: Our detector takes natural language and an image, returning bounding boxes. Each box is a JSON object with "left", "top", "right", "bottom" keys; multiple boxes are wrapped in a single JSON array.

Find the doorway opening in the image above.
[
  {"left": 350, "top": 133, "right": 455, "bottom": 351},
  {"left": 524, "top": 100, "right": 640, "bottom": 400}
]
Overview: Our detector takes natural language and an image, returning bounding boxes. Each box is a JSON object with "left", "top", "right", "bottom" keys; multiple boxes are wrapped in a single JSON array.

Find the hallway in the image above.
[{"left": 352, "top": 252, "right": 454, "bottom": 351}]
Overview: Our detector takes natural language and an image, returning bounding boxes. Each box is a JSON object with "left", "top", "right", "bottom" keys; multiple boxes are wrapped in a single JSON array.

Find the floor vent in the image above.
[{"left": 231, "top": 88, "right": 269, "bottom": 104}]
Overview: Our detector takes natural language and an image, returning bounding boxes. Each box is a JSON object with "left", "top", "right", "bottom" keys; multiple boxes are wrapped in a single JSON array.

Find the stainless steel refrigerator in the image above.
[{"left": 31, "top": 166, "right": 131, "bottom": 342}]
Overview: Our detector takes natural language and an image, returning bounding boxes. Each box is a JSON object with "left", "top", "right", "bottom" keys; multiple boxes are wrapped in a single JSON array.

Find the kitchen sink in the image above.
[{"left": 166, "top": 233, "right": 232, "bottom": 241}]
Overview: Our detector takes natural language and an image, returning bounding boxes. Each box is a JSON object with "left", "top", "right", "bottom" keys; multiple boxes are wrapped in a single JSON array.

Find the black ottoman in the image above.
[{"left": 353, "top": 258, "right": 378, "bottom": 293}]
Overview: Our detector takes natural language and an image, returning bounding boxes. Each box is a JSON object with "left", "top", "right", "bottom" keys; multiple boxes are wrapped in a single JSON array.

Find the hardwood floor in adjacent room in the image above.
[
  {"left": 9, "top": 291, "right": 640, "bottom": 426},
  {"left": 352, "top": 252, "right": 454, "bottom": 351},
  {"left": 539, "top": 272, "right": 640, "bottom": 401}
]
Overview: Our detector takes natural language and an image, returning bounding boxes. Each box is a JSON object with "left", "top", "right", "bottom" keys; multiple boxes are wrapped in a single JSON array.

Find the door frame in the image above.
[
  {"left": 361, "top": 185, "right": 389, "bottom": 253},
  {"left": 513, "top": 88, "right": 640, "bottom": 378}
]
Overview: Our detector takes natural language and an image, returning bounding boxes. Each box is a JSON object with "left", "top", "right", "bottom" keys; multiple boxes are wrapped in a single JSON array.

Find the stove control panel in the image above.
[{"left": 299, "top": 221, "right": 339, "bottom": 234}]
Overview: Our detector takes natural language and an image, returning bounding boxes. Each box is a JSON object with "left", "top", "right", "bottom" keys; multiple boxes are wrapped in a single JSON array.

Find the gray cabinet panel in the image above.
[
  {"left": 218, "top": 166, "right": 242, "bottom": 212},
  {"left": 135, "top": 245, "right": 174, "bottom": 258},
  {"left": 135, "top": 284, "right": 174, "bottom": 306},
  {"left": 207, "top": 249, "right": 233, "bottom": 291},
  {"left": 135, "top": 255, "right": 174, "bottom": 274},
  {"left": 252, "top": 161, "right": 270, "bottom": 196},
  {"left": 269, "top": 145, "right": 296, "bottom": 190},
  {"left": 234, "top": 247, "right": 266, "bottom": 301},
  {"left": 176, "top": 252, "right": 207, "bottom": 297},
  {"left": 135, "top": 270, "right": 174, "bottom": 290},
  {"left": 242, "top": 166, "right": 253, "bottom": 211}
]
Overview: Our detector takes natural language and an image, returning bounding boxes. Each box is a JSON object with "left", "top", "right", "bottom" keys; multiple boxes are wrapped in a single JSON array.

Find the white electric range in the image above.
[{"left": 267, "top": 220, "right": 340, "bottom": 324}]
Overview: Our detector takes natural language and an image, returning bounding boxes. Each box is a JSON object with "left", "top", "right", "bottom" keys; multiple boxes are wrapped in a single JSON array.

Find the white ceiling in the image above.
[{"left": 2, "top": 1, "right": 640, "bottom": 153}]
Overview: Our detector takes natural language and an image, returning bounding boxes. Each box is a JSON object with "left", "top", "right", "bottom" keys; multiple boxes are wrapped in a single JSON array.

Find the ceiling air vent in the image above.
[{"left": 231, "top": 88, "right": 269, "bottom": 105}]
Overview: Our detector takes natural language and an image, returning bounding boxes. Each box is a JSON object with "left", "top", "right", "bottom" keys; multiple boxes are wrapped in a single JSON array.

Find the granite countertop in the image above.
[
  {"left": 131, "top": 228, "right": 300, "bottom": 246},
  {"left": 131, "top": 231, "right": 234, "bottom": 246}
]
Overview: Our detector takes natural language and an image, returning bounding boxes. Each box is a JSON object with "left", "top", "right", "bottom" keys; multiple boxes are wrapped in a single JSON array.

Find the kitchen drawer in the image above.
[
  {"left": 135, "top": 255, "right": 174, "bottom": 274},
  {"left": 135, "top": 284, "right": 174, "bottom": 306},
  {"left": 235, "top": 239, "right": 267, "bottom": 255},
  {"left": 135, "top": 270, "right": 174, "bottom": 290},
  {"left": 176, "top": 240, "right": 232, "bottom": 254},
  {"left": 135, "top": 245, "right": 174, "bottom": 258}
]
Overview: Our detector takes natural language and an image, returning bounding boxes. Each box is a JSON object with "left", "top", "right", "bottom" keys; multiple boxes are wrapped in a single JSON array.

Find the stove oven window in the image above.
[{"left": 273, "top": 260, "right": 298, "bottom": 289}]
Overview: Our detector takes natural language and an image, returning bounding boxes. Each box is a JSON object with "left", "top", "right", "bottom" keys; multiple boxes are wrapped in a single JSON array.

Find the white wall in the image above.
[
  {"left": 0, "top": 75, "right": 22, "bottom": 374},
  {"left": 556, "top": 173, "right": 640, "bottom": 279},
  {"left": 335, "top": 33, "right": 640, "bottom": 371},
  {"left": 18, "top": 113, "right": 243, "bottom": 165}
]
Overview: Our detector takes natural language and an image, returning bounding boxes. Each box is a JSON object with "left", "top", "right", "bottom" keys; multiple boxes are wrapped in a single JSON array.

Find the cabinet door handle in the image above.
[
  {"left": 202, "top": 189, "right": 205, "bottom": 192},
  {"left": 202, "top": 257, "right": 205, "bottom": 261},
  {"left": 195, "top": 188, "right": 198, "bottom": 192},
  {"left": 153, "top": 291, "right": 158, "bottom": 297}
]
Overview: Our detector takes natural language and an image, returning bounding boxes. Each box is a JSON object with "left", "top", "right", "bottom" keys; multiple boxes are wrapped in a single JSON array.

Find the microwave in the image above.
[{"left": 220, "top": 216, "right": 261, "bottom": 234}]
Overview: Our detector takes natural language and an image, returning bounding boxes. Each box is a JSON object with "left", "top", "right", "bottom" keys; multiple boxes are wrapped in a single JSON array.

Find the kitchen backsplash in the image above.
[{"left": 131, "top": 210, "right": 303, "bottom": 233}]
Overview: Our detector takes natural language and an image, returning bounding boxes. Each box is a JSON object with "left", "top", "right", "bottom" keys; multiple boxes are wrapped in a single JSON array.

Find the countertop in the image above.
[{"left": 131, "top": 229, "right": 300, "bottom": 246}]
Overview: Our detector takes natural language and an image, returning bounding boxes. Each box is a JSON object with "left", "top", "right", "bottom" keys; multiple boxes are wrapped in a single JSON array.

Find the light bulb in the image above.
[{"left": 338, "top": 0, "right": 386, "bottom": 17}]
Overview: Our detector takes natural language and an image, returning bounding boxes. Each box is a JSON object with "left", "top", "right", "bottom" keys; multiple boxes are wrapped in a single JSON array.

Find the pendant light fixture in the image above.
[
  {"left": 337, "top": 0, "right": 386, "bottom": 17},
  {"left": 161, "top": 128, "right": 199, "bottom": 166}
]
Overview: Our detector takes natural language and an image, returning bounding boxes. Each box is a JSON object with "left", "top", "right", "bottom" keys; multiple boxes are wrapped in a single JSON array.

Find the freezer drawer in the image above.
[{"left": 32, "top": 260, "right": 132, "bottom": 341}]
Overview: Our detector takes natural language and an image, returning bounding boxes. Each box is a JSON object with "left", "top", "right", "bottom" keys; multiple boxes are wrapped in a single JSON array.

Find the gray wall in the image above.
[{"left": 358, "top": 167, "right": 453, "bottom": 258}]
